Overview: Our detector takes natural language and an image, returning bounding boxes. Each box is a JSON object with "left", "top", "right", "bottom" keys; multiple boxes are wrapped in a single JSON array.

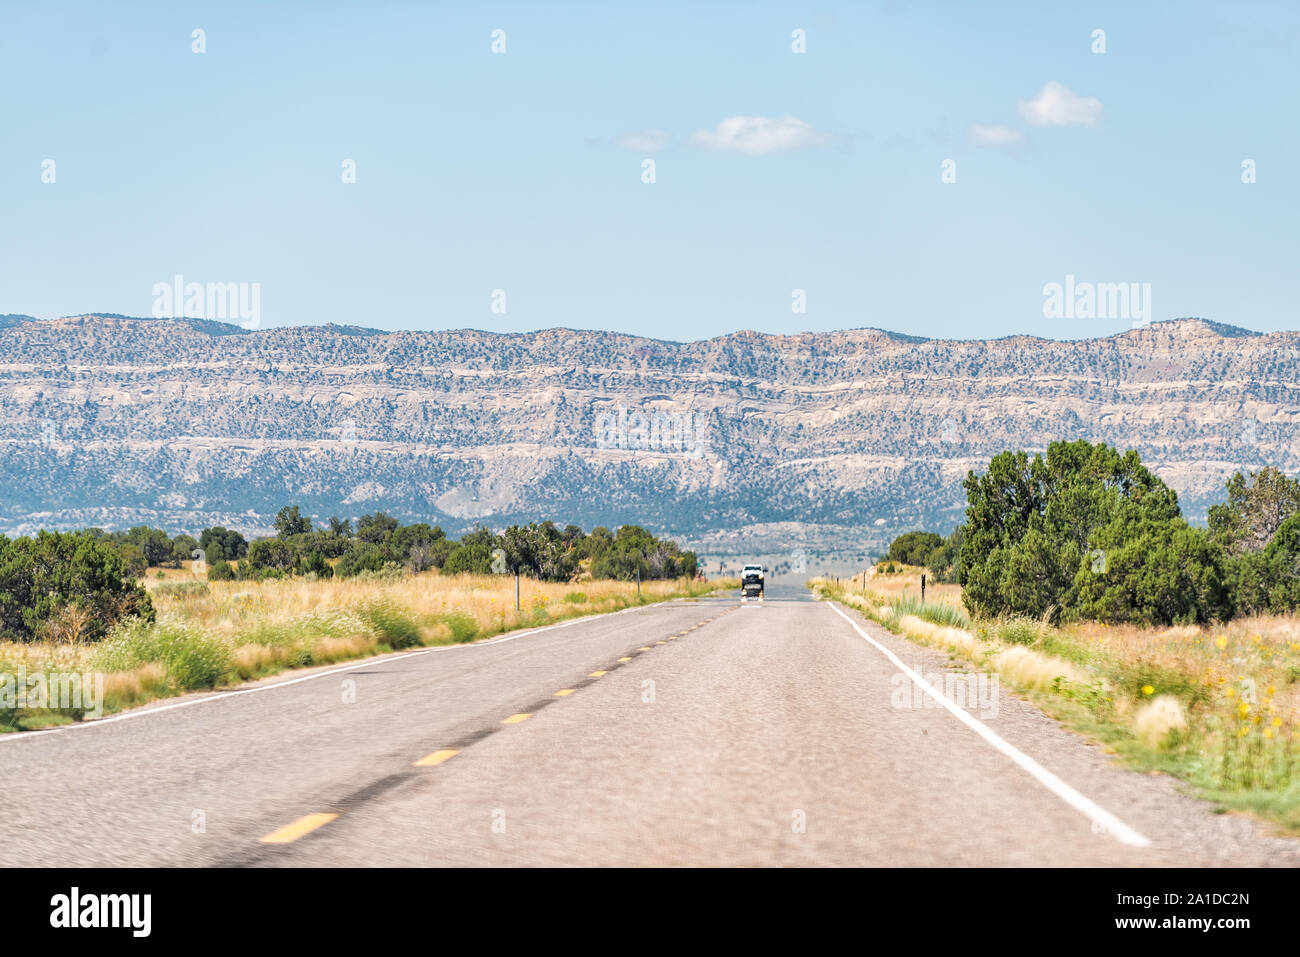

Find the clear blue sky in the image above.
[{"left": 2, "top": 0, "right": 1297, "bottom": 341}]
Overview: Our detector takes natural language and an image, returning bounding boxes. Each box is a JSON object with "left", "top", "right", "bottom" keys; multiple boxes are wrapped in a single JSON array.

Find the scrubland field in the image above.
[
  {"left": 0, "top": 568, "right": 727, "bottom": 731},
  {"left": 818, "top": 567, "right": 1300, "bottom": 832}
]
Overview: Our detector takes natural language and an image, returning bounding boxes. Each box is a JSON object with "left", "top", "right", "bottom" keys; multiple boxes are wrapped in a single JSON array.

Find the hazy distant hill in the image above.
[{"left": 0, "top": 314, "right": 1296, "bottom": 563}]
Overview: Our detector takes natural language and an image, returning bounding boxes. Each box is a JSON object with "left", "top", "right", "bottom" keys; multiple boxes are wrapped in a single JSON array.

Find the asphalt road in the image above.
[{"left": 4, "top": 584, "right": 1300, "bottom": 867}]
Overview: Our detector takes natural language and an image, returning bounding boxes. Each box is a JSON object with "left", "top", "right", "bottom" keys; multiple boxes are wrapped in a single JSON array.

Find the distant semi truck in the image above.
[{"left": 741, "top": 564, "right": 765, "bottom": 600}]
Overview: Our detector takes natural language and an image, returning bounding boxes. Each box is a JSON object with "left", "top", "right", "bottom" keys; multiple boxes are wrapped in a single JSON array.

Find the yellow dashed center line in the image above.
[
  {"left": 502, "top": 713, "right": 532, "bottom": 724},
  {"left": 554, "top": 688, "right": 575, "bottom": 696},
  {"left": 414, "top": 748, "right": 459, "bottom": 767},
  {"left": 259, "top": 813, "right": 338, "bottom": 844},
  {"left": 618, "top": 657, "right": 633, "bottom": 662},
  {"left": 589, "top": 670, "right": 607, "bottom": 678},
  {"left": 638, "top": 646, "right": 651, "bottom": 651},
  {"left": 655, "top": 641, "right": 666, "bottom": 645}
]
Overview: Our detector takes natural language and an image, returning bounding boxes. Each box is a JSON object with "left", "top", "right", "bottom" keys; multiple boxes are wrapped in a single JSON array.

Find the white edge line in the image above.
[
  {"left": 0, "top": 598, "right": 688, "bottom": 745},
  {"left": 827, "top": 602, "right": 1152, "bottom": 848}
]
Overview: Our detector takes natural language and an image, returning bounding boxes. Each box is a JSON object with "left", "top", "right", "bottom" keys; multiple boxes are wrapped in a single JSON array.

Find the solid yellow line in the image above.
[
  {"left": 554, "top": 688, "right": 575, "bottom": 696},
  {"left": 259, "top": 813, "right": 338, "bottom": 844},
  {"left": 502, "top": 713, "right": 532, "bottom": 724},
  {"left": 589, "top": 670, "right": 607, "bottom": 677},
  {"left": 414, "top": 749, "right": 459, "bottom": 767}
]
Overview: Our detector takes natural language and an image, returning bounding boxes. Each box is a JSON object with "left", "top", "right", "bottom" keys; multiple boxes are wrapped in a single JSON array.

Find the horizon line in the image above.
[{"left": 0, "top": 313, "right": 1277, "bottom": 347}]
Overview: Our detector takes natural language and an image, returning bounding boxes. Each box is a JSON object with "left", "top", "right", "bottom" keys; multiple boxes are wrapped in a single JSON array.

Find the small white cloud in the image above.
[
  {"left": 967, "top": 123, "right": 1024, "bottom": 146},
  {"left": 690, "top": 115, "right": 828, "bottom": 155},
  {"left": 1017, "top": 81, "right": 1102, "bottom": 127},
  {"left": 615, "top": 129, "right": 670, "bottom": 153}
]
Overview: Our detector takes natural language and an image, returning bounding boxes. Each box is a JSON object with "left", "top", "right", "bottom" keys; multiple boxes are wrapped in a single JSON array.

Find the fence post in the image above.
[
  {"left": 921, "top": 573, "right": 926, "bottom": 603},
  {"left": 515, "top": 572, "right": 520, "bottom": 611}
]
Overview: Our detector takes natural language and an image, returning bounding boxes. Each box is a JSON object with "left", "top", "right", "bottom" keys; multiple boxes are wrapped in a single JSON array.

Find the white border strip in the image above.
[
  {"left": 827, "top": 602, "right": 1152, "bottom": 848},
  {"left": 0, "top": 599, "right": 688, "bottom": 745}
]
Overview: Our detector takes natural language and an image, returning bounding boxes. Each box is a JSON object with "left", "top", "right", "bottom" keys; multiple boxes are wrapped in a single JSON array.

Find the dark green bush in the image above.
[
  {"left": 207, "top": 559, "right": 236, "bottom": 581},
  {"left": 956, "top": 441, "right": 1216, "bottom": 625},
  {"left": 335, "top": 543, "right": 389, "bottom": 578},
  {"left": 887, "top": 531, "right": 943, "bottom": 566},
  {"left": 441, "top": 543, "right": 495, "bottom": 575},
  {"left": 295, "top": 549, "right": 334, "bottom": 579},
  {"left": 246, "top": 538, "right": 295, "bottom": 573},
  {"left": 0, "top": 531, "right": 154, "bottom": 642}
]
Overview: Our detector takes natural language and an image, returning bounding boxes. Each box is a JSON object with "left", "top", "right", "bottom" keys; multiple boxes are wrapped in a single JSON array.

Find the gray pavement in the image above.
[{"left": 3, "top": 585, "right": 1298, "bottom": 867}]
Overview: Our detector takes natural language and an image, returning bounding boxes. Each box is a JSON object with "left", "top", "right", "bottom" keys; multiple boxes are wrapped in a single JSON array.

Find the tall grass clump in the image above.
[
  {"left": 358, "top": 599, "right": 422, "bottom": 649},
  {"left": 237, "top": 608, "right": 364, "bottom": 649},
  {"left": 94, "top": 615, "right": 233, "bottom": 691},
  {"left": 992, "top": 618, "right": 1043, "bottom": 646},
  {"left": 438, "top": 610, "right": 479, "bottom": 644},
  {"left": 888, "top": 594, "right": 971, "bottom": 630},
  {"left": 0, "top": 651, "right": 84, "bottom": 730},
  {"left": 150, "top": 581, "right": 210, "bottom": 600}
]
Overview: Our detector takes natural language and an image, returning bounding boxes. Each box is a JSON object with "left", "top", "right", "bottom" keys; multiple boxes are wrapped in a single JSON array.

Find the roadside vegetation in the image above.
[
  {"left": 888, "top": 443, "right": 1300, "bottom": 626},
  {"left": 815, "top": 441, "right": 1300, "bottom": 833},
  {"left": 0, "top": 512, "right": 722, "bottom": 731},
  {"left": 91, "top": 508, "right": 698, "bottom": 587}
]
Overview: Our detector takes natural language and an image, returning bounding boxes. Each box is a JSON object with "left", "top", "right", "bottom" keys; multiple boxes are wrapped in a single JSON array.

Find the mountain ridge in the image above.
[
  {"left": 0, "top": 314, "right": 1294, "bottom": 563},
  {"left": 2, "top": 312, "right": 1264, "bottom": 345}
]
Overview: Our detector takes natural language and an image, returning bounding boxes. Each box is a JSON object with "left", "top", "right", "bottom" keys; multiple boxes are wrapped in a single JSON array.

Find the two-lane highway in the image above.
[{"left": 4, "top": 586, "right": 1300, "bottom": 867}]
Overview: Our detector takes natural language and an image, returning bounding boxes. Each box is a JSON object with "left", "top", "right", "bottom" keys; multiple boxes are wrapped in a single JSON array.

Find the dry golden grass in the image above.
[
  {"left": 231, "top": 643, "right": 284, "bottom": 678},
  {"left": 856, "top": 587, "right": 1091, "bottom": 693},
  {"left": 312, "top": 634, "right": 380, "bottom": 664},
  {"left": 849, "top": 566, "right": 963, "bottom": 606},
  {"left": 1133, "top": 694, "right": 1188, "bottom": 749},
  {"left": 101, "top": 662, "right": 167, "bottom": 708},
  {"left": 1063, "top": 613, "right": 1300, "bottom": 790},
  {"left": 987, "top": 645, "right": 1091, "bottom": 691},
  {"left": 812, "top": 574, "right": 1300, "bottom": 827},
  {"left": 1, "top": 570, "right": 725, "bottom": 729},
  {"left": 146, "top": 569, "right": 701, "bottom": 642},
  {"left": 895, "top": 614, "right": 978, "bottom": 656}
]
